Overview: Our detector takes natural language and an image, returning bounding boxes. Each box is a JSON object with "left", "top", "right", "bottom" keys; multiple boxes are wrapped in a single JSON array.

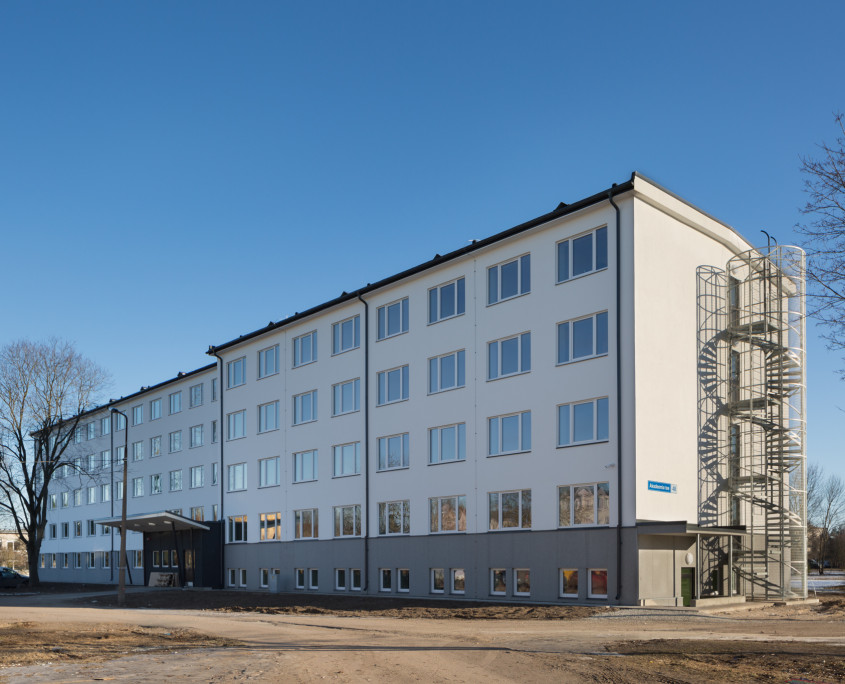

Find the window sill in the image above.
[{"left": 377, "top": 466, "right": 409, "bottom": 473}]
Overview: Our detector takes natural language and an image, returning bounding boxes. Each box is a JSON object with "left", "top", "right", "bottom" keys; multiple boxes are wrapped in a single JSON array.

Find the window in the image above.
[
  {"left": 488, "top": 489, "right": 531, "bottom": 530},
  {"left": 377, "top": 365, "right": 409, "bottom": 405},
  {"left": 75, "top": 552, "right": 82, "bottom": 569},
  {"left": 589, "top": 569, "right": 608, "bottom": 599},
  {"left": 88, "top": 453, "right": 99, "bottom": 471},
  {"left": 258, "top": 401, "right": 279, "bottom": 432},
  {"left": 87, "top": 422, "right": 96, "bottom": 439},
  {"left": 333, "top": 442, "right": 360, "bottom": 477},
  {"left": 132, "top": 477, "right": 144, "bottom": 497},
  {"left": 309, "top": 569, "right": 318, "bottom": 590},
  {"left": 332, "top": 315, "right": 360, "bottom": 355},
  {"left": 295, "top": 568, "right": 305, "bottom": 589},
  {"left": 558, "top": 482, "right": 610, "bottom": 526},
  {"left": 151, "top": 473, "right": 162, "bottom": 495},
  {"left": 73, "top": 489, "right": 82, "bottom": 506},
  {"left": 190, "top": 383, "right": 203, "bottom": 407},
  {"left": 258, "top": 345, "right": 279, "bottom": 378},
  {"left": 428, "top": 350, "right": 465, "bottom": 393},
  {"left": 293, "top": 331, "right": 317, "bottom": 367},
  {"left": 259, "top": 456, "right": 280, "bottom": 487},
  {"left": 557, "top": 398, "right": 609, "bottom": 446},
  {"left": 488, "top": 411, "right": 531, "bottom": 456},
  {"left": 259, "top": 512, "right": 281, "bottom": 541},
  {"left": 191, "top": 506, "right": 204, "bottom": 521},
  {"left": 228, "top": 463, "right": 247, "bottom": 491},
  {"left": 63, "top": 553, "right": 69, "bottom": 568},
  {"left": 239, "top": 569, "right": 247, "bottom": 587},
  {"left": 190, "top": 425, "right": 204, "bottom": 448},
  {"left": 73, "top": 520, "right": 82, "bottom": 536},
  {"left": 227, "top": 357, "right": 246, "bottom": 388},
  {"left": 428, "top": 423, "right": 466, "bottom": 464},
  {"left": 49, "top": 493, "right": 57, "bottom": 509},
  {"left": 430, "top": 568, "right": 445, "bottom": 593},
  {"left": 132, "top": 405, "right": 143, "bottom": 426},
  {"left": 134, "top": 550, "right": 143, "bottom": 568},
  {"left": 74, "top": 427, "right": 83, "bottom": 443},
  {"left": 228, "top": 568, "right": 236, "bottom": 587},
  {"left": 115, "top": 446, "right": 125, "bottom": 463},
  {"left": 557, "top": 226, "right": 607, "bottom": 282},
  {"left": 87, "top": 552, "right": 96, "bottom": 569},
  {"left": 377, "top": 297, "right": 409, "bottom": 340},
  {"left": 211, "top": 378, "right": 218, "bottom": 401},
  {"left": 114, "top": 413, "right": 126, "bottom": 430},
  {"left": 211, "top": 420, "right": 218, "bottom": 443},
  {"left": 514, "top": 569, "right": 531, "bottom": 596},
  {"left": 102, "top": 551, "right": 111, "bottom": 569},
  {"left": 429, "top": 495, "right": 466, "bottom": 533},
  {"left": 293, "top": 390, "right": 317, "bottom": 425},
  {"left": 351, "top": 569, "right": 362, "bottom": 591},
  {"left": 132, "top": 441, "right": 144, "bottom": 461},
  {"left": 560, "top": 569, "right": 579, "bottom": 598},
  {"left": 150, "top": 398, "right": 162, "bottom": 420},
  {"left": 169, "top": 430, "right": 182, "bottom": 453},
  {"left": 490, "top": 568, "right": 507, "bottom": 595},
  {"left": 557, "top": 312, "right": 609, "bottom": 364},
  {"left": 228, "top": 515, "right": 247, "bottom": 542},
  {"left": 332, "top": 378, "right": 360, "bottom": 416},
  {"left": 87, "top": 486, "right": 96, "bottom": 505},
  {"left": 333, "top": 504, "right": 361, "bottom": 537},
  {"left": 169, "top": 470, "right": 182, "bottom": 492},
  {"left": 380, "top": 568, "right": 392, "bottom": 592},
  {"left": 428, "top": 277, "right": 465, "bottom": 324},
  {"left": 377, "top": 433, "right": 409, "bottom": 471},
  {"left": 212, "top": 463, "right": 219, "bottom": 486},
  {"left": 101, "top": 416, "right": 111, "bottom": 435},
  {"left": 451, "top": 568, "right": 466, "bottom": 594},
  {"left": 227, "top": 410, "right": 246, "bottom": 440},
  {"left": 488, "top": 254, "right": 530, "bottom": 305},
  {"left": 398, "top": 569, "right": 410, "bottom": 593},
  {"left": 377, "top": 500, "right": 410, "bottom": 535},
  {"left": 116, "top": 481, "right": 124, "bottom": 500},
  {"left": 293, "top": 450, "right": 318, "bottom": 483},
  {"left": 101, "top": 484, "right": 111, "bottom": 502},
  {"left": 150, "top": 436, "right": 161, "bottom": 458},
  {"left": 49, "top": 523, "right": 56, "bottom": 539},
  {"left": 260, "top": 568, "right": 270, "bottom": 588},
  {"left": 335, "top": 568, "right": 347, "bottom": 591},
  {"left": 488, "top": 332, "right": 531, "bottom": 379},
  {"left": 212, "top": 504, "right": 219, "bottom": 520},
  {"left": 294, "top": 508, "right": 319, "bottom": 539},
  {"left": 61, "top": 492, "right": 69, "bottom": 508}
]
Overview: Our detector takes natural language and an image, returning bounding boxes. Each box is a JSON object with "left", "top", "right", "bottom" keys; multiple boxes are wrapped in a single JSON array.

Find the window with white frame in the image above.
[
  {"left": 293, "top": 450, "right": 318, "bottom": 483},
  {"left": 558, "top": 482, "right": 610, "bottom": 526},
  {"left": 377, "top": 297, "right": 409, "bottom": 340},
  {"left": 74, "top": 552, "right": 82, "bottom": 569},
  {"left": 151, "top": 473, "right": 162, "bottom": 495},
  {"left": 335, "top": 568, "right": 347, "bottom": 590},
  {"left": 332, "top": 378, "right": 360, "bottom": 416},
  {"left": 191, "top": 506, "right": 204, "bottom": 521},
  {"left": 293, "top": 331, "right": 317, "bottom": 367},
  {"left": 132, "top": 441, "right": 144, "bottom": 461},
  {"left": 308, "top": 568, "right": 318, "bottom": 590},
  {"left": 488, "top": 332, "right": 531, "bottom": 379},
  {"left": 351, "top": 568, "right": 362, "bottom": 591},
  {"left": 102, "top": 551, "right": 111, "bottom": 569},
  {"left": 212, "top": 462, "right": 219, "bottom": 486},
  {"left": 514, "top": 569, "right": 531, "bottom": 596},
  {"left": 259, "top": 512, "right": 280, "bottom": 541},
  {"left": 398, "top": 568, "right": 410, "bottom": 592},
  {"left": 116, "top": 481, "right": 124, "bottom": 500},
  {"left": 228, "top": 463, "right": 247, "bottom": 491},
  {"left": 429, "top": 495, "right": 466, "bottom": 533},
  {"left": 132, "top": 477, "right": 144, "bottom": 497},
  {"left": 227, "top": 357, "right": 246, "bottom": 388},
  {"left": 589, "top": 569, "right": 608, "bottom": 598},
  {"left": 101, "top": 416, "right": 111, "bottom": 435},
  {"left": 259, "top": 456, "right": 280, "bottom": 487},
  {"left": 211, "top": 420, "right": 218, "bottom": 443},
  {"left": 114, "top": 413, "right": 126, "bottom": 430},
  {"left": 227, "top": 410, "right": 246, "bottom": 440},
  {"left": 379, "top": 568, "right": 392, "bottom": 592},
  {"left": 150, "top": 398, "right": 162, "bottom": 420},
  {"left": 258, "top": 401, "right": 279, "bottom": 432},
  {"left": 115, "top": 446, "right": 125, "bottom": 463},
  {"left": 490, "top": 568, "right": 507, "bottom": 595},
  {"left": 557, "top": 311, "right": 609, "bottom": 364},
  {"left": 190, "top": 465, "right": 204, "bottom": 488},
  {"left": 61, "top": 492, "right": 69, "bottom": 508},
  {"left": 293, "top": 390, "right": 317, "bottom": 425},
  {"left": 88, "top": 453, "right": 99, "bottom": 470},
  {"left": 190, "top": 383, "right": 203, "bottom": 407},
  {"left": 428, "top": 277, "right": 465, "bottom": 324},
  {"left": 260, "top": 568, "right": 269, "bottom": 588},
  {"left": 49, "top": 523, "right": 56, "bottom": 539},
  {"left": 190, "top": 424, "right": 204, "bottom": 448},
  {"left": 377, "top": 365, "right": 409, "bottom": 405},
  {"left": 87, "top": 486, "right": 96, "bottom": 505},
  {"left": 560, "top": 569, "right": 579, "bottom": 597},
  {"left": 451, "top": 568, "right": 465, "bottom": 594},
  {"left": 557, "top": 397, "right": 609, "bottom": 446},
  {"left": 377, "top": 433, "right": 409, "bottom": 471},
  {"left": 227, "top": 568, "right": 236, "bottom": 587},
  {"left": 488, "top": 254, "right": 530, "bottom": 305},
  {"left": 377, "top": 500, "right": 410, "bottom": 535},
  {"left": 429, "top": 423, "right": 466, "bottom": 464},
  {"left": 295, "top": 568, "right": 305, "bottom": 589},
  {"left": 333, "top": 504, "right": 361, "bottom": 537},
  {"left": 169, "top": 470, "right": 182, "bottom": 492},
  {"left": 557, "top": 226, "right": 608, "bottom": 283},
  {"left": 228, "top": 515, "right": 247, "bottom": 542},
  {"left": 132, "top": 405, "right": 143, "bottom": 426},
  {"left": 73, "top": 520, "right": 82, "bottom": 536},
  {"left": 211, "top": 378, "right": 217, "bottom": 401},
  {"left": 488, "top": 489, "right": 531, "bottom": 530},
  {"left": 333, "top": 442, "right": 360, "bottom": 477},
  {"left": 294, "top": 508, "right": 319, "bottom": 539},
  {"left": 258, "top": 345, "right": 279, "bottom": 379},
  {"left": 87, "top": 422, "right": 96, "bottom": 439},
  {"left": 87, "top": 552, "right": 96, "bottom": 569},
  {"left": 428, "top": 350, "right": 465, "bottom": 393},
  {"left": 488, "top": 411, "right": 531, "bottom": 456},
  {"left": 431, "top": 568, "right": 445, "bottom": 593},
  {"left": 74, "top": 427, "right": 83, "bottom": 443},
  {"left": 134, "top": 550, "right": 143, "bottom": 568},
  {"left": 169, "top": 430, "right": 182, "bottom": 453},
  {"left": 101, "top": 483, "right": 111, "bottom": 502},
  {"left": 150, "top": 435, "right": 161, "bottom": 458},
  {"left": 239, "top": 568, "right": 247, "bottom": 587},
  {"left": 332, "top": 315, "right": 360, "bottom": 355},
  {"left": 74, "top": 488, "right": 82, "bottom": 506},
  {"left": 49, "top": 493, "right": 57, "bottom": 509}
]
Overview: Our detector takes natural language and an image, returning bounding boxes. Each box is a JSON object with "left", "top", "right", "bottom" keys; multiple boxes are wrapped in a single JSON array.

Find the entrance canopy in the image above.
[{"left": 99, "top": 511, "right": 210, "bottom": 533}]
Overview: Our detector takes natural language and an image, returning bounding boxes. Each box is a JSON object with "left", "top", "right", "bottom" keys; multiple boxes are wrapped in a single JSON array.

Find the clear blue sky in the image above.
[{"left": 1, "top": 2, "right": 842, "bottom": 476}]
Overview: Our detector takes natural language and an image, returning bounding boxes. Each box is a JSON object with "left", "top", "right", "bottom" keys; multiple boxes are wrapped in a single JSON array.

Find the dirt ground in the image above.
[{"left": 0, "top": 588, "right": 843, "bottom": 683}]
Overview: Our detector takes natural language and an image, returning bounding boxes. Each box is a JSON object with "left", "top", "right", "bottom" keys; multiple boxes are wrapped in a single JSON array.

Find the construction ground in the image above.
[{"left": 0, "top": 580, "right": 844, "bottom": 683}]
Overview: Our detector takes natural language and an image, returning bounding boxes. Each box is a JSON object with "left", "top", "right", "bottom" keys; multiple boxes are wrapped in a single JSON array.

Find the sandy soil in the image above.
[{"left": 0, "top": 589, "right": 843, "bottom": 683}]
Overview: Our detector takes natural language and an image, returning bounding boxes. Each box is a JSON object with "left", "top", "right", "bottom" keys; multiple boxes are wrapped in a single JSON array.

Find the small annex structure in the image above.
[{"left": 37, "top": 173, "right": 807, "bottom": 606}]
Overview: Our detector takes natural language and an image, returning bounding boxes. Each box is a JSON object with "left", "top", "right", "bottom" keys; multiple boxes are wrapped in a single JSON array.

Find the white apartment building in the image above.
[{"left": 39, "top": 173, "right": 807, "bottom": 606}]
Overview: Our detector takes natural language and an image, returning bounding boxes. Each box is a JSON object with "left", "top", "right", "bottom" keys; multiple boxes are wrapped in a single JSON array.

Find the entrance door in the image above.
[
  {"left": 184, "top": 549, "right": 195, "bottom": 585},
  {"left": 681, "top": 567, "right": 694, "bottom": 607}
]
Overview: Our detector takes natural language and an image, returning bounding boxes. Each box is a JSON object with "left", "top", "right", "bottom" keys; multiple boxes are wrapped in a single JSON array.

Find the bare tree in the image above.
[
  {"left": 0, "top": 339, "right": 109, "bottom": 584},
  {"left": 807, "top": 464, "right": 845, "bottom": 574},
  {"left": 797, "top": 113, "right": 845, "bottom": 370}
]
